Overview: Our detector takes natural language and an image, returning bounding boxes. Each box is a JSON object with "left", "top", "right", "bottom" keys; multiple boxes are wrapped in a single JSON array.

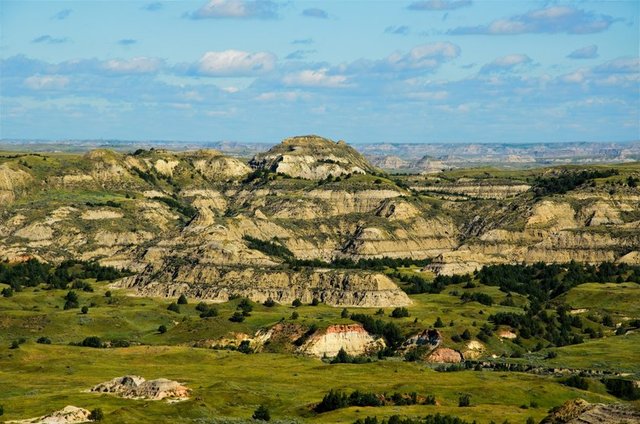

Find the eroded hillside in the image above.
[{"left": 1, "top": 136, "right": 639, "bottom": 305}]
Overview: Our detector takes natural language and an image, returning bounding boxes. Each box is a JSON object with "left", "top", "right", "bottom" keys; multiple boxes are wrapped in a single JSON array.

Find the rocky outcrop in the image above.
[
  {"left": 298, "top": 324, "right": 385, "bottom": 357},
  {"left": 6, "top": 405, "right": 92, "bottom": 424},
  {"left": 540, "top": 398, "right": 640, "bottom": 423},
  {"left": 426, "top": 347, "right": 463, "bottom": 363},
  {"left": 249, "top": 135, "right": 377, "bottom": 180},
  {"left": 117, "top": 267, "right": 412, "bottom": 307},
  {"left": 90, "top": 375, "right": 189, "bottom": 400},
  {"left": 399, "top": 329, "right": 441, "bottom": 354},
  {"left": 0, "top": 164, "right": 32, "bottom": 204}
]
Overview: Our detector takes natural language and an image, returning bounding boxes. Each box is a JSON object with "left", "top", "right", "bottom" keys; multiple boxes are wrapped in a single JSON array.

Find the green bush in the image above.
[
  {"left": 63, "top": 291, "right": 79, "bottom": 310},
  {"left": 177, "top": 294, "right": 188, "bottom": 305},
  {"left": 229, "top": 312, "right": 245, "bottom": 322},
  {"left": 89, "top": 408, "right": 104, "bottom": 421},
  {"left": 81, "top": 336, "right": 103, "bottom": 348},
  {"left": 37, "top": 336, "right": 51, "bottom": 344},
  {"left": 252, "top": 405, "right": 270, "bottom": 421},
  {"left": 292, "top": 299, "right": 302, "bottom": 307},
  {"left": 563, "top": 375, "right": 589, "bottom": 390},
  {"left": 158, "top": 325, "right": 167, "bottom": 334},
  {"left": 81, "top": 306, "right": 89, "bottom": 314},
  {"left": 391, "top": 307, "right": 410, "bottom": 318},
  {"left": 167, "top": 302, "right": 180, "bottom": 313},
  {"left": 458, "top": 394, "right": 471, "bottom": 407}
]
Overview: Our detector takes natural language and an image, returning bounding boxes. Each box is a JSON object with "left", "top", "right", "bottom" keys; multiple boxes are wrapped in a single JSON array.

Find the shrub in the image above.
[
  {"left": 434, "top": 317, "right": 445, "bottom": 328},
  {"left": 200, "top": 307, "right": 218, "bottom": 318},
  {"left": 110, "top": 339, "right": 130, "bottom": 348},
  {"left": 341, "top": 308, "right": 349, "bottom": 318},
  {"left": 391, "top": 307, "right": 410, "bottom": 318},
  {"left": 546, "top": 351, "right": 558, "bottom": 359},
  {"left": 238, "top": 298, "right": 253, "bottom": 316},
  {"left": 158, "top": 325, "right": 167, "bottom": 334},
  {"left": 460, "top": 329, "right": 471, "bottom": 340},
  {"left": 177, "top": 294, "right": 188, "bottom": 305},
  {"left": 230, "top": 312, "right": 245, "bottom": 322},
  {"left": 290, "top": 311, "right": 299, "bottom": 320},
  {"left": 167, "top": 302, "right": 180, "bottom": 313},
  {"left": 292, "top": 299, "right": 302, "bottom": 307},
  {"left": 37, "top": 336, "right": 51, "bottom": 344},
  {"left": 375, "top": 308, "right": 385, "bottom": 315},
  {"left": 1, "top": 287, "right": 13, "bottom": 297},
  {"left": 81, "top": 306, "right": 89, "bottom": 314},
  {"left": 10, "top": 340, "right": 20, "bottom": 349},
  {"left": 89, "top": 408, "right": 104, "bottom": 421},
  {"left": 0, "top": 404, "right": 3, "bottom": 416},
  {"left": 458, "top": 394, "right": 471, "bottom": 407},
  {"left": 104, "top": 291, "right": 112, "bottom": 298},
  {"left": 238, "top": 340, "right": 252, "bottom": 354},
  {"left": 63, "top": 291, "right": 79, "bottom": 310},
  {"left": 195, "top": 302, "right": 209, "bottom": 312},
  {"left": 332, "top": 348, "right": 351, "bottom": 364},
  {"left": 563, "top": 375, "right": 589, "bottom": 390},
  {"left": 71, "top": 280, "right": 93, "bottom": 292},
  {"left": 311, "top": 297, "right": 320, "bottom": 306},
  {"left": 263, "top": 298, "right": 276, "bottom": 307},
  {"left": 602, "top": 378, "right": 640, "bottom": 400},
  {"left": 252, "top": 405, "right": 270, "bottom": 421},
  {"left": 81, "top": 336, "right": 103, "bottom": 348}
]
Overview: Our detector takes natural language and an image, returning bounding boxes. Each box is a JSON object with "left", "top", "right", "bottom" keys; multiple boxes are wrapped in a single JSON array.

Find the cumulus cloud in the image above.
[
  {"left": 196, "top": 50, "right": 276, "bottom": 76},
  {"left": 24, "top": 75, "right": 69, "bottom": 90},
  {"left": 118, "top": 39, "right": 137, "bottom": 46},
  {"left": 102, "top": 57, "right": 163, "bottom": 74},
  {"left": 302, "top": 8, "right": 328, "bottom": 19},
  {"left": 189, "top": 0, "right": 279, "bottom": 19},
  {"left": 283, "top": 68, "right": 350, "bottom": 88},
  {"left": 384, "top": 25, "right": 410, "bottom": 35},
  {"left": 593, "top": 57, "right": 639, "bottom": 74},
  {"left": 408, "top": 0, "right": 471, "bottom": 11},
  {"left": 480, "top": 54, "right": 533, "bottom": 73},
  {"left": 384, "top": 42, "right": 460, "bottom": 71},
  {"left": 449, "top": 6, "right": 616, "bottom": 35},
  {"left": 52, "top": 9, "right": 72, "bottom": 20},
  {"left": 567, "top": 45, "right": 599, "bottom": 59},
  {"left": 32, "top": 35, "right": 68, "bottom": 44}
]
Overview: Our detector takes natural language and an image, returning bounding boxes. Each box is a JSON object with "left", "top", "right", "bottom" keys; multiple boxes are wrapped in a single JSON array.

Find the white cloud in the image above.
[
  {"left": 567, "top": 45, "right": 599, "bottom": 60},
  {"left": 283, "top": 68, "right": 350, "bottom": 88},
  {"left": 24, "top": 75, "right": 69, "bottom": 90},
  {"left": 103, "top": 57, "right": 163, "bottom": 74},
  {"left": 481, "top": 54, "right": 532, "bottom": 73},
  {"left": 190, "top": 0, "right": 279, "bottom": 19},
  {"left": 385, "top": 42, "right": 460, "bottom": 71},
  {"left": 256, "top": 91, "right": 308, "bottom": 101},
  {"left": 196, "top": 50, "right": 276, "bottom": 76}
]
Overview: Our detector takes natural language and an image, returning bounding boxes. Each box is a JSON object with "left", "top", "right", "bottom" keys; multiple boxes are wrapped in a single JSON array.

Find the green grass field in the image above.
[
  {"left": 0, "top": 344, "right": 620, "bottom": 424},
  {"left": 1, "top": 276, "right": 638, "bottom": 423}
]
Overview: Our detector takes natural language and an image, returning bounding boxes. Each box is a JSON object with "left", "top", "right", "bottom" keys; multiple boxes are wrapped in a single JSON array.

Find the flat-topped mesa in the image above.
[{"left": 249, "top": 135, "right": 378, "bottom": 180}]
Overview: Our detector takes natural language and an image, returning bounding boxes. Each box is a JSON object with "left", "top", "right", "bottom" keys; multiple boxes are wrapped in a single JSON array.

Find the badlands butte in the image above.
[
  {"left": 2, "top": 135, "right": 639, "bottom": 303},
  {"left": 1, "top": 135, "right": 640, "bottom": 424}
]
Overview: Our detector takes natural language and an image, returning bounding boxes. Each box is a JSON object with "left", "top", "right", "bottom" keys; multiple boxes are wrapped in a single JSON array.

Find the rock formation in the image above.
[
  {"left": 6, "top": 405, "right": 92, "bottom": 424},
  {"left": 249, "top": 135, "right": 377, "bottom": 180},
  {"left": 90, "top": 375, "right": 189, "bottom": 400},
  {"left": 540, "top": 398, "right": 640, "bottom": 423},
  {"left": 298, "top": 324, "right": 385, "bottom": 357}
]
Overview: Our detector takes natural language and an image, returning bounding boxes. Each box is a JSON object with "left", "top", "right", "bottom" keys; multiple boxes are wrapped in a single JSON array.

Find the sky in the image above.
[{"left": 0, "top": 0, "right": 639, "bottom": 144}]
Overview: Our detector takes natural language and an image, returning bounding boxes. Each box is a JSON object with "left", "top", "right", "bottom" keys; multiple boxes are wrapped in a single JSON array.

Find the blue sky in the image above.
[{"left": 1, "top": 0, "right": 638, "bottom": 144}]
